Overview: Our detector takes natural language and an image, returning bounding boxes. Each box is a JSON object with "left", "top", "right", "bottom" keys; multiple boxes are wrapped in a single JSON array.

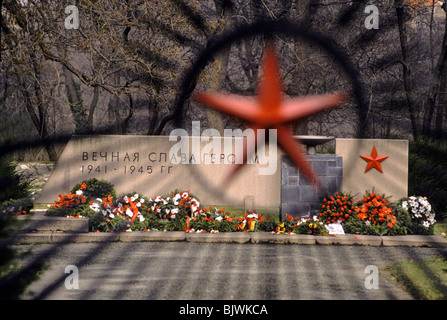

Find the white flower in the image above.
[
  {"left": 215, "top": 216, "right": 223, "bottom": 222},
  {"left": 136, "top": 202, "right": 141, "bottom": 207},
  {"left": 139, "top": 215, "right": 145, "bottom": 222},
  {"left": 123, "top": 196, "right": 129, "bottom": 203},
  {"left": 126, "top": 208, "right": 134, "bottom": 218},
  {"left": 155, "top": 196, "right": 161, "bottom": 202},
  {"left": 191, "top": 204, "right": 200, "bottom": 213},
  {"left": 109, "top": 213, "right": 115, "bottom": 219},
  {"left": 130, "top": 196, "right": 136, "bottom": 202},
  {"left": 423, "top": 221, "right": 430, "bottom": 228},
  {"left": 140, "top": 198, "right": 145, "bottom": 204},
  {"left": 171, "top": 208, "right": 179, "bottom": 214},
  {"left": 165, "top": 209, "right": 171, "bottom": 214},
  {"left": 134, "top": 193, "right": 139, "bottom": 199},
  {"left": 90, "top": 202, "right": 100, "bottom": 212},
  {"left": 402, "top": 201, "right": 408, "bottom": 210},
  {"left": 76, "top": 190, "right": 83, "bottom": 196}
]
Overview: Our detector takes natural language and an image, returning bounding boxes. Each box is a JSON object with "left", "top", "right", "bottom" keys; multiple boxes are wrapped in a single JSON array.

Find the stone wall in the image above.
[
  {"left": 281, "top": 155, "right": 343, "bottom": 219},
  {"left": 15, "top": 162, "right": 55, "bottom": 200},
  {"left": 335, "top": 139, "right": 408, "bottom": 200},
  {"left": 35, "top": 135, "right": 282, "bottom": 207}
]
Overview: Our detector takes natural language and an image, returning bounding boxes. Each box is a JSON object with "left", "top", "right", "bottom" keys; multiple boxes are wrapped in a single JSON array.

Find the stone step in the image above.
[
  {"left": 15, "top": 215, "right": 89, "bottom": 233},
  {"left": 30, "top": 208, "right": 48, "bottom": 215}
]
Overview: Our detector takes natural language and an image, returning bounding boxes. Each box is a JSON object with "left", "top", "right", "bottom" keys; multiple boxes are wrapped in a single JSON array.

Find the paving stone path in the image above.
[{"left": 13, "top": 242, "right": 447, "bottom": 300}]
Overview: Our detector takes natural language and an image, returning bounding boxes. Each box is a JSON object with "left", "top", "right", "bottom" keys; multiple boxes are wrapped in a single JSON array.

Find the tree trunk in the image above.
[
  {"left": 87, "top": 86, "right": 99, "bottom": 132},
  {"left": 291, "top": 0, "right": 311, "bottom": 135},
  {"left": 205, "top": 0, "right": 232, "bottom": 135},
  {"left": 435, "top": 66, "right": 447, "bottom": 138},
  {"left": 423, "top": 3, "right": 447, "bottom": 137},
  {"left": 395, "top": 0, "right": 420, "bottom": 139},
  {"left": 16, "top": 69, "right": 58, "bottom": 161}
]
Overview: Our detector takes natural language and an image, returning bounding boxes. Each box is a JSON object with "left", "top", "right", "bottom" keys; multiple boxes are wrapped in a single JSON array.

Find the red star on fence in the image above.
[
  {"left": 360, "top": 145, "right": 389, "bottom": 173},
  {"left": 193, "top": 43, "right": 348, "bottom": 189}
]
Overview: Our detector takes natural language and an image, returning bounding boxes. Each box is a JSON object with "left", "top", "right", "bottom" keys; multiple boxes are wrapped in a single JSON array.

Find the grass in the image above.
[
  {"left": 0, "top": 246, "right": 47, "bottom": 299},
  {"left": 386, "top": 257, "right": 447, "bottom": 300},
  {"left": 434, "top": 221, "right": 447, "bottom": 238},
  {"left": 0, "top": 216, "right": 47, "bottom": 299}
]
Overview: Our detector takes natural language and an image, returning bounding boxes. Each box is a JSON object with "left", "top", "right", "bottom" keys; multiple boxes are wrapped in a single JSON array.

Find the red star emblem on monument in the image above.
[
  {"left": 193, "top": 43, "right": 348, "bottom": 190},
  {"left": 360, "top": 145, "right": 389, "bottom": 173}
]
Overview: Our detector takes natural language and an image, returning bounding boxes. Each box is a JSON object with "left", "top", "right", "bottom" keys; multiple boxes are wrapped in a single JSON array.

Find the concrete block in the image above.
[
  {"left": 19, "top": 217, "right": 89, "bottom": 233},
  {"left": 328, "top": 160, "right": 336, "bottom": 167},
  {"left": 381, "top": 235, "right": 447, "bottom": 247},
  {"left": 336, "top": 139, "right": 408, "bottom": 200},
  {"left": 311, "top": 161, "right": 328, "bottom": 176},
  {"left": 185, "top": 232, "right": 250, "bottom": 244},
  {"left": 328, "top": 166, "right": 343, "bottom": 177},
  {"left": 298, "top": 186, "right": 320, "bottom": 202},
  {"left": 288, "top": 176, "right": 298, "bottom": 186},
  {"left": 35, "top": 135, "right": 283, "bottom": 208},
  {"left": 29, "top": 208, "right": 47, "bottom": 216},
  {"left": 281, "top": 202, "right": 312, "bottom": 218},
  {"left": 298, "top": 171, "right": 311, "bottom": 186},
  {"left": 52, "top": 232, "right": 120, "bottom": 243},
  {"left": 13, "top": 233, "right": 52, "bottom": 244},
  {"left": 281, "top": 187, "right": 298, "bottom": 202},
  {"left": 250, "top": 232, "right": 315, "bottom": 244},
  {"left": 120, "top": 231, "right": 186, "bottom": 242},
  {"left": 315, "top": 234, "right": 382, "bottom": 246}
]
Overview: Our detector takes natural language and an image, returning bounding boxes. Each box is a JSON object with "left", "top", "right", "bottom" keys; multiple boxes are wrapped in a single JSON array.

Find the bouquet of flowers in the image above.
[
  {"left": 400, "top": 196, "right": 436, "bottom": 230},
  {"left": 237, "top": 210, "right": 265, "bottom": 231},
  {"left": 318, "top": 192, "right": 355, "bottom": 224},
  {"left": 343, "top": 191, "right": 401, "bottom": 236},
  {"left": 188, "top": 206, "right": 237, "bottom": 233},
  {"left": 147, "top": 190, "right": 200, "bottom": 221},
  {"left": 52, "top": 182, "right": 88, "bottom": 209}
]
